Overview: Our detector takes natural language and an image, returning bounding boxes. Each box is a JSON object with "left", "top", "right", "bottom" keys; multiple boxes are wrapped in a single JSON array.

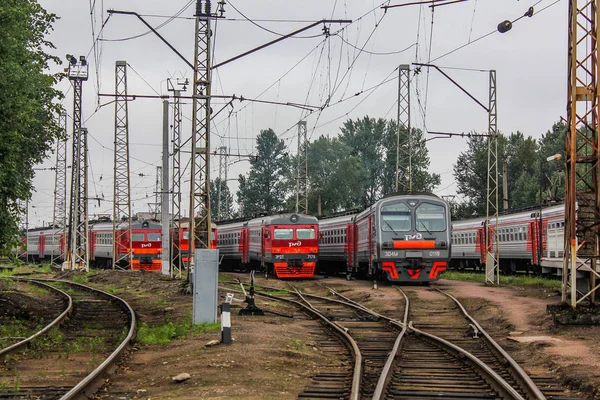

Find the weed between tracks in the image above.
[
  {"left": 442, "top": 271, "right": 561, "bottom": 289},
  {"left": 136, "top": 321, "right": 219, "bottom": 345}
]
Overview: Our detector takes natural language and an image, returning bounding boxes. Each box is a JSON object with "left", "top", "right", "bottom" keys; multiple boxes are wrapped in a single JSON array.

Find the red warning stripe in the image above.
[{"left": 393, "top": 240, "right": 436, "bottom": 249}]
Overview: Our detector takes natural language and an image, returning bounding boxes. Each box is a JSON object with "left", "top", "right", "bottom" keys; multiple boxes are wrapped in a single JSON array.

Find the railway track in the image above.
[
  {"left": 0, "top": 278, "right": 136, "bottom": 399},
  {"left": 226, "top": 278, "right": 579, "bottom": 400}
]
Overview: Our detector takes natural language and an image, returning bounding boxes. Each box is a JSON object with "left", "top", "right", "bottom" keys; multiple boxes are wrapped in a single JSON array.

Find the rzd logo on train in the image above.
[{"left": 289, "top": 241, "right": 302, "bottom": 247}]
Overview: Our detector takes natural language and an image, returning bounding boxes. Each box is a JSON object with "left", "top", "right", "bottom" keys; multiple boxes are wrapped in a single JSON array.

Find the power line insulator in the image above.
[{"left": 497, "top": 20, "right": 512, "bottom": 33}]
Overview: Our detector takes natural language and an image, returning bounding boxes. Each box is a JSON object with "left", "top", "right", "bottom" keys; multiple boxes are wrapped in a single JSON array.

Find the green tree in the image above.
[
  {"left": 236, "top": 129, "right": 290, "bottom": 216},
  {"left": 339, "top": 117, "right": 387, "bottom": 206},
  {"left": 538, "top": 121, "right": 566, "bottom": 202},
  {"left": 382, "top": 122, "right": 441, "bottom": 194},
  {"left": 210, "top": 178, "right": 234, "bottom": 221},
  {"left": 0, "top": 0, "right": 63, "bottom": 253},
  {"left": 504, "top": 132, "right": 539, "bottom": 208}
]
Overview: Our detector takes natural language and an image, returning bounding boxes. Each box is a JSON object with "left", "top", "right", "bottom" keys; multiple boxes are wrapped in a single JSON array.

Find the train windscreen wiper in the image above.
[
  {"left": 418, "top": 220, "right": 433, "bottom": 236},
  {"left": 383, "top": 220, "right": 400, "bottom": 237}
]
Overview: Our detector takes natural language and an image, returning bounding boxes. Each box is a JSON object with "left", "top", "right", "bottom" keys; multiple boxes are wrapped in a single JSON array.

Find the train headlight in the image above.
[{"left": 382, "top": 241, "right": 393, "bottom": 249}]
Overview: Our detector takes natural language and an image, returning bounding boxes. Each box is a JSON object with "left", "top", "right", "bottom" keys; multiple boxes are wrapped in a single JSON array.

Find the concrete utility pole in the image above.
[
  {"left": 485, "top": 70, "right": 499, "bottom": 285},
  {"left": 295, "top": 121, "right": 308, "bottom": 213},
  {"left": 563, "top": 0, "right": 600, "bottom": 307},
  {"left": 65, "top": 54, "right": 89, "bottom": 272},
  {"left": 113, "top": 61, "right": 133, "bottom": 270},
  {"left": 396, "top": 65, "right": 411, "bottom": 193},
  {"left": 161, "top": 100, "right": 170, "bottom": 275},
  {"left": 151, "top": 166, "right": 162, "bottom": 220},
  {"left": 51, "top": 112, "right": 68, "bottom": 265},
  {"left": 217, "top": 145, "right": 228, "bottom": 220},
  {"left": 188, "top": 0, "right": 217, "bottom": 281}
]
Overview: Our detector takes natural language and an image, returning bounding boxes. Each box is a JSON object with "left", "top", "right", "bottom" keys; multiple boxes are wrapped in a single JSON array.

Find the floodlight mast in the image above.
[{"left": 65, "top": 55, "right": 89, "bottom": 272}]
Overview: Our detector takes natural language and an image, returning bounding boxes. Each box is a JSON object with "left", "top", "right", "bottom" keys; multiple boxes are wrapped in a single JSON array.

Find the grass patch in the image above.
[
  {"left": 36, "top": 264, "right": 53, "bottom": 273},
  {"left": 290, "top": 339, "right": 304, "bottom": 351},
  {"left": 264, "top": 289, "right": 289, "bottom": 295},
  {"left": 66, "top": 336, "right": 105, "bottom": 354},
  {"left": 0, "top": 318, "right": 31, "bottom": 338},
  {"left": 153, "top": 299, "right": 168, "bottom": 306},
  {"left": 218, "top": 274, "right": 232, "bottom": 282},
  {"left": 72, "top": 275, "right": 88, "bottom": 284},
  {"left": 136, "top": 321, "right": 219, "bottom": 345},
  {"left": 441, "top": 271, "right": 561, "bottom": 289}
]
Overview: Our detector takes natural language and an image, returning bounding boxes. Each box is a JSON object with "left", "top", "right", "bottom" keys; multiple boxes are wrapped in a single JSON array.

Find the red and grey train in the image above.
[
  {"left": 216, "top": 213, "right": 319, "bottom": 279},
  {"left": 170, "top": 220, "right": 218, "bottom": 267},
  {"left": 451, "top": 204, "right": 565, "bottom": 274},
  {"left": 18, "top": 220, "right": 164, "bottom": 271},
  {"left": 318, "top": 193, "right": 452, "bottom": 283}
]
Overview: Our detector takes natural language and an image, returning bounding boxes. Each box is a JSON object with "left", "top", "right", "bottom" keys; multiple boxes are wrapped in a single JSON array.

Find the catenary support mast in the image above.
[
  {"left": 295, "top": 121, "right": 308, "bottom": 213},
  {"left": 51, "top": 112, "right": 68, "bottom": 265},
  {"left": 485, "top": 70, "right": 499, "bottom": 285},
  {"left": 65, "top": 55, "right": 89, "bottom": 271},
  {"left": 188, "top": 0, "right": 217, "bottom": 281},
  {"left": 113, "top": 61, "right": 133, "bottom": 270},
  {"left": 396, "top": 65, "right": 411, "bottom": 192},
  {"left": 563, "top": 0, "right": 600, "bottom": 307},
  {"left": 170, "top": 88, "right": 183, "bottom": 277}
]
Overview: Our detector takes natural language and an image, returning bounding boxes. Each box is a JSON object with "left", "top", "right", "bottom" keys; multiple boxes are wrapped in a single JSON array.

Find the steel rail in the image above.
[
  {"left": 437, "top": 288, "right": 546, "bottom": 400},
  {"left": 226, "top": 282, "right": 362, "bottom": 400},
  {"left": 409, "top": 321, "right": 525, "bottom": 400},
  {"left": 317, "top": 284, "right": 526, "bottom": 400},
  {"left": 0, "top": 278, "right": 73, "bottom": 356},
  {"left": 372, "top": 288, "right": 409, "bottom": 400},
  {"left": 26, "top": 278, "right": 136, "bottom": 400}
]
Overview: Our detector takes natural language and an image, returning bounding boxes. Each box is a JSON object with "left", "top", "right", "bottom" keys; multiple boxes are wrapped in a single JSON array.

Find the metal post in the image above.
[
  {"left": 65, "top": 55, "right": 89, "bottom": 272},
  {"left": 162, "top": 100, "right": 170, "bottom": 275},
  {"left": 485, "top": 70, "right": 499, "bottom": 285},
  {"left": 152, "top": 166, "right": 162, "bottom": 219},
  {"left": 564, "top": 0, "right": 600, "bottom": 307},
  {"left": 188, "top": 0, "right": 213, "bottom": 283},
  {"left": 396, "top": 65, "right": 411, "bottom": 193},
  {"left": 113, "top": 61, "right": 133, "bottom": 270},
  {"left": 295, "top": 121, "right": 308, "bottom": 213},
  {"left": 51, "top": 113, "right": 68, "bottom": 265},
  {"left": 217, "top": 145, "right": 227, "bottom": 219}
]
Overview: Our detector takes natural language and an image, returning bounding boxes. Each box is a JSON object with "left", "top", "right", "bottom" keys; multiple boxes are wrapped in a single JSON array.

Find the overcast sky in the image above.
[{"left": 28, "top": 0, "right": 566, "bottom": 227}]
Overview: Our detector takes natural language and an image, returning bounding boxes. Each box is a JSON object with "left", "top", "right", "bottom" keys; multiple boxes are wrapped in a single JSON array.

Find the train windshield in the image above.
[
  {"left": 148, "top": 233, "right": 161, "bottom": 241},
  {"left": 416, "top": 203, "right": 446, "bottom": 232},
  {"left": 381, "top": 203, "right": 412, "bottom": 232},
  {"left": 131, "top": 233, "right": 145, "bottom": 241},
  {"left": 274, "top": 229, "right": 293, "bottom": 239},
  {"left": 296, "top": 228, "right": 315, "bottom": 239}
]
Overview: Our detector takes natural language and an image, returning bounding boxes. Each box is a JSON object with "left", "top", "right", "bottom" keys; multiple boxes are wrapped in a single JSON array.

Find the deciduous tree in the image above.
[{"left": 0, "top": 0, "right": 63, "bottom": 253}]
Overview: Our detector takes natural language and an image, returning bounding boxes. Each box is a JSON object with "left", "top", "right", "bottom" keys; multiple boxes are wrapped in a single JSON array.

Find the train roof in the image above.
[
  {"left": 452, "top": 204, "right": 565, "bottom": 230},
  {"left": 250, "top": 213, "right": 318, "bottom": 226}
]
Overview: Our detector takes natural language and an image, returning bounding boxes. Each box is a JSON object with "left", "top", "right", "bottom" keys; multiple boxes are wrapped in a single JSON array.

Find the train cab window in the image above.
[
  {"left": 381, "top": 203, "right": 412, "bottom": 232},
  {"left": 148, "top": 233, "right": 161, "bottom": 241},
  {"left": 274, "top": 229, "right": 293, "bottom": 239},
  {"left": 416, "top": 203, "right": 446, "bottom": 232},
  {"left": 297, "top": 228, "right": 315, "bottom": 239},
  {"left": 131, "top": 233, "right": 145, "bottom": 241},
  {"left": 183, "top": 231, "right": 189, "bottom": 240}
]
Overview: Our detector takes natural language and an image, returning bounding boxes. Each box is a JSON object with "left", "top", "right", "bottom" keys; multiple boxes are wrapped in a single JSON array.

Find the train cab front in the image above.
[
  {"left": 377, "top": 198, "right": 451, "bottom": 282},
  {"left": 269, "top": 219, "right": 318, "bottom": 279}
]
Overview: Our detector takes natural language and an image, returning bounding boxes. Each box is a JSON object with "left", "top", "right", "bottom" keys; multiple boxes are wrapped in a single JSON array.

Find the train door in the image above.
[
  {"left": 240, "top": 228, "right": 249, "bottom": 264},
  {"left": 368, "top": 216, "right": 375, "bottom": 275},
  {"left": 39, "top": 235, "right": 46, "bottom": 258},
  {"left": 345, "top": 223, "right": 354, "bottom": 269},
  {"left": 89, "top": 231, "right": 96, "bottom": 261},
  {"left": 261, "top": 227, "right": 267, "bottom": 267},
  {"left": 529, "top": 220, "right": 540, "bottom": 265},
  {"left": 477, "top": 226, "right": 485, "bottom": 265}
]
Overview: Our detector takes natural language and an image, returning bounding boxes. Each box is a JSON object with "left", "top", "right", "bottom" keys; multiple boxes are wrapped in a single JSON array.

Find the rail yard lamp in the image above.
[{"left": 538, "top": 153, "right": 562, "bottom": 268}]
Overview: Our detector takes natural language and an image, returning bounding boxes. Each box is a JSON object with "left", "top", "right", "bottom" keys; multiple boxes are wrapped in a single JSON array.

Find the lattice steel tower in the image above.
[
  {"left": 51, "top": 112, "right": 68, "bottom": 265},
  {"left": 113, "top": 61, "right": 133, "bottom": 269},
  {"left": 169, "top": 83, "right": 184, "bottom": 277},
  {"left": 152, "top": 166, "right": 162, "bottom": 220},
  {"left": 188, "top": 0, "right": 221, "bottom": 278},
  {"left": 295, "top": 121, "right": 308, "bottom": 213},
  {"left": 485, "top": 70, "right": 499, "bottom": 285},
  {"left": 65, "top": 55, "right": 89, "bottom": 271},
  {"left": 563, "top": 0, "right": 600, "bottom": 307},
  {"left": 217, "top": 146, "right": 228, "bottom": 220},
  {"left": 395, "top": 65, "right": 411, "bottom": 192}
]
